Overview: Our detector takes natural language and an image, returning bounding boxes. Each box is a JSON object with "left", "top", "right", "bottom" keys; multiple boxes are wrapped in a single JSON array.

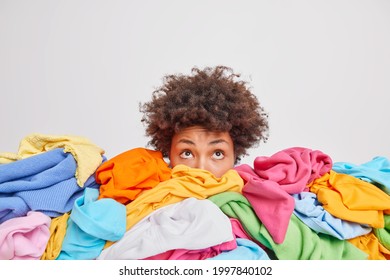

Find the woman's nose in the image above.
[{"left": 195, "top": 157, "right": 207, "bottom": 171}]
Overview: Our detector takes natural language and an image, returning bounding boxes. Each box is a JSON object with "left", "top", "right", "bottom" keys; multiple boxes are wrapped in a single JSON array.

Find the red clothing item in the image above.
[{"left": 95, "top": 148, "right": 172, "bottom": 204}]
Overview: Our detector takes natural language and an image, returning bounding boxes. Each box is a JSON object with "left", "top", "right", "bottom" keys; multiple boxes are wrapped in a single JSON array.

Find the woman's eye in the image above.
[
  {"left": 213, "top": 151, "right": 225, "bottom": 160},
  {"left": 180, "top": 151, "right": 193, "bottom": 159}
]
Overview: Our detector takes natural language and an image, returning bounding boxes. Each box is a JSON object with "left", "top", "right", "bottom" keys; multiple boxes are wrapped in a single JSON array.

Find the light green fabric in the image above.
[
  {"left": 374, "top": 215, "right": 390, "bottom": 250},
  {"left": 208, "top": 191, "right": 368, "bottom": 260}
]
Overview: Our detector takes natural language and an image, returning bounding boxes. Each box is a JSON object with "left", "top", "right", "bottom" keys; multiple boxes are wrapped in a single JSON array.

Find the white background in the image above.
[
  {"left": 1, "top": 0, "right": 389, "bottom": 165},
  {"left": 0, "top": 259, "right": 388, "bottom": 278}
]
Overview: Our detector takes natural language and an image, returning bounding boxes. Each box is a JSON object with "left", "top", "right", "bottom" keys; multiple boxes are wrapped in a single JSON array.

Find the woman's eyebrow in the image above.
[
  {"left": 208, "top": 139, "right": 229, "bottom": 146},
  {"left": 177, "top": 139, "right": 195, "bottom": 145}
]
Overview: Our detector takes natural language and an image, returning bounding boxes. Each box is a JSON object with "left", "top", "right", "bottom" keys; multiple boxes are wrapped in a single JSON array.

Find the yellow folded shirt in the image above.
[{"left": 0, "top": 133, "right": 105, "bottom": 187}]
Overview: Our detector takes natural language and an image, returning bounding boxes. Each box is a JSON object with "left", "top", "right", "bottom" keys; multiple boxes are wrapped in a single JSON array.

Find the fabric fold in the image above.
[
  {"left": 0, "top": 133, "right": 105, "bottom": 187},
  {"left": 0, "top": 211, "right": 51, "bottom": 260},
  {"left": 333, "top": 156, "right": 390, "bottom": 195},
  {"left": 95, "top": 147, "right": 171, "bottom": 204},
  {"left": 207, "top": 238, "right": 271, "bottom": 260},
  {"left": 374, "top": 215, "right": 390, "bottom": 250},
  {"left": 0, "top": 148, "right": 100, "bottom": 223},
  {"left": 57, "top": 188, "right": 126, "bottom": 260},
  {"left": 309, "top": 170, "right": 390, "bottom": 228},
  {"left": 104, "top": 164, "right": 243, "bottom": 249},
  {"left": 208, "top": 191, "right": 368, "bottom": 260},
  {"left": 40, "top": 213, "right": 70, "bottom": 260},
  {"left": 98, "top": 197, "right": 235, "bottom": 260},
  {"left": 235, "top": 147, "right": 332, "bottom": 244},
  {"left": 293, "top": 192, "right": 372, "bottom": 239}
]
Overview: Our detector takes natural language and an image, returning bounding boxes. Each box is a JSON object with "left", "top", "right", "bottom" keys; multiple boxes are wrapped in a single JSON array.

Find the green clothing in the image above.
[
  {"left": 374, "top": 215, "right": 390, "bottom": 250},
  {"left": 208, "top": 191, "right": 368, "bottom": 260}
]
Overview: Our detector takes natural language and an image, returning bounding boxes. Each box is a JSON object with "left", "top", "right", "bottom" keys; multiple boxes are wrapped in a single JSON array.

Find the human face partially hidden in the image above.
[{"left": 169, "top": 126, "right": 235, "bottom": 178}]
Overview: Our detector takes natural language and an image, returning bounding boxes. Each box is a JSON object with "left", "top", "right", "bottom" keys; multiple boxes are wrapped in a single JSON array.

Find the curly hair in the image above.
[{"left": 139, "top": 65, "right": 269, "bottom": 163}]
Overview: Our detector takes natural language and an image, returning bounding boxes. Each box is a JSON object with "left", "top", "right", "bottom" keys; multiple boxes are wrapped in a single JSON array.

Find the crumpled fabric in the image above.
[
  {"left": 348, "top": 232, "right": 390, "bottom": 260},
  {"left": 143, "top": 239, "right": 237, "bottom": 260},
  {"left": 309, "top": 170, "right": 390, "bottom": 228},
  {"left": 0, "top": 211, "right": 51, "bottom": 260},
  {"left": 208, "top": 191, "right": 368, "bottom": 260},
  {"left": 56, "top": 188, "right": 126, "bottom": 260},
  {"left": 235, "top": 147, "right": 332, "bottom": 244},
  {"left": 207, "top": 238, "right": 271, "bottom": 260},
  {"left": 374, "top": 215, "right": 390, "bottom": 250},
  {"left": 98, "top": 197, "right": 235, "bottom": 260},
  {"left": 333, "top": 156, "right": 390, "bottom": 195},
  {"left": 0, "top": 133, "right": 104, "bottom": 187},
  {"left": 103, "top": 164, "right": 243, "bottom": 249},
  {"left": 293, "top": 192, "right": 372, "bottom": 239},
  {"left": 95, "top": 147, "right": 171, "bottom": 204},
  {"left": 40, "top": 213, "right": 70, "bottom": 260},
  {"left": 0, "top": 148, "right": 100, "bottom": 223}
]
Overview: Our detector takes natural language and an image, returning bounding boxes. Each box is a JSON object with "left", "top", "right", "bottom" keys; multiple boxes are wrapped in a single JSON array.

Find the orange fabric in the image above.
[
  {"left": 309, "top": 170, "right": 390, "bottom": 228},
  {"left": 95, "top": 148, "right": 172, "bottom": 204},
  {"left": 348, "top": 232, "right": 390, "bottom": 260}
]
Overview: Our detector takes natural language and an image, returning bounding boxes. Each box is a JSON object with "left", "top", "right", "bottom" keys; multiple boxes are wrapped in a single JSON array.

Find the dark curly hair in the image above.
[{"left": 139, "top": 65, "right": 269, "bottom": 163}]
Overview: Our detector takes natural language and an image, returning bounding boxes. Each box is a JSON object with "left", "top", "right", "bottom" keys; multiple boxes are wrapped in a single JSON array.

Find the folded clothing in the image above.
[
  {"left": 0, "top": 148, "right": 100, "bottom": 223},
  {"left": 0, "top": 133, "right": 105, "bottom": 187}
]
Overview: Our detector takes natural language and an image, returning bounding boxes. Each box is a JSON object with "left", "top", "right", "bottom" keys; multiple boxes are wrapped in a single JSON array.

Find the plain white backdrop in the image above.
[{"left": 1, "top": 0, "right": 389, "bottom": 165}]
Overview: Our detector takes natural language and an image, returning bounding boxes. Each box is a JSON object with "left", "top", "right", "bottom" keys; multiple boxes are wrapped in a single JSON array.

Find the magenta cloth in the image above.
[
  {"left": 0, "top": 211, "right": 51, "bottom": 260},
  {"left": 142, "top": 239, "right": 237, "bottom": 260},
  {"left": 230, "top": 218, "right": 253, "bottom": 240},
  {"left": 235, "top": 147, "right": 332, "bottom": 244}
]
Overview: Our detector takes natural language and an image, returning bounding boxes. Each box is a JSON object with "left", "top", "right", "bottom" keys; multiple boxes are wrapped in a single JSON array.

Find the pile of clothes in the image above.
[{"left": 1, "top": 134, "right": 389, "bottom": 260}]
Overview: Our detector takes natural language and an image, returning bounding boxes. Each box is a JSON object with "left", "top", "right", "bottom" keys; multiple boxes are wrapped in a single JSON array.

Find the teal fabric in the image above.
[
  {"left": 56, "top": 188, "right": 126, "bottom": 260},
  {"left": 333, "top": 156, "right": 390, "bottom": 195}
]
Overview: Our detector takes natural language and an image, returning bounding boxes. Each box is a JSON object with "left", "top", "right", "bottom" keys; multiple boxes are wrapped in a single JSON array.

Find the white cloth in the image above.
[{"left": 97, "top": 197, "right": 234, "bottom": 259}]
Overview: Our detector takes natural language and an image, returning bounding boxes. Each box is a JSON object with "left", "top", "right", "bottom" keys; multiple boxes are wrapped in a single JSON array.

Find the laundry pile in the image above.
[{"left": 1, "top": 134, "right": 389, "bottom": 260}]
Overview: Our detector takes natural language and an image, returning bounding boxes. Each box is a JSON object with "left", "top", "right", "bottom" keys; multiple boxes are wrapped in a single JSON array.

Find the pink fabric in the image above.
[
  {"left": 235, "top": 147, "right": 332, "bottom": 244},
  {"left": 230, "top": 218, "right": 253, "bottom": 240},
  {"left": 0, "top": 211, "right": 51, "bottom": 260},
  {"left": 253, "top": 147, "right": 332, "bottom": 193},
  {"left": 142, "top": 239, "right": 237, "bottom": 260}
]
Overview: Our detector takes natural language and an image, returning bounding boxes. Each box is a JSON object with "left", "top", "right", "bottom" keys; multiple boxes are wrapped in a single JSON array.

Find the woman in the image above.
[
  {"left": 140, "top": 65, "right": 269, "bottom": 178},
  {"left": 96, "top": 66, "right": 271, "bottom": 258}
]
